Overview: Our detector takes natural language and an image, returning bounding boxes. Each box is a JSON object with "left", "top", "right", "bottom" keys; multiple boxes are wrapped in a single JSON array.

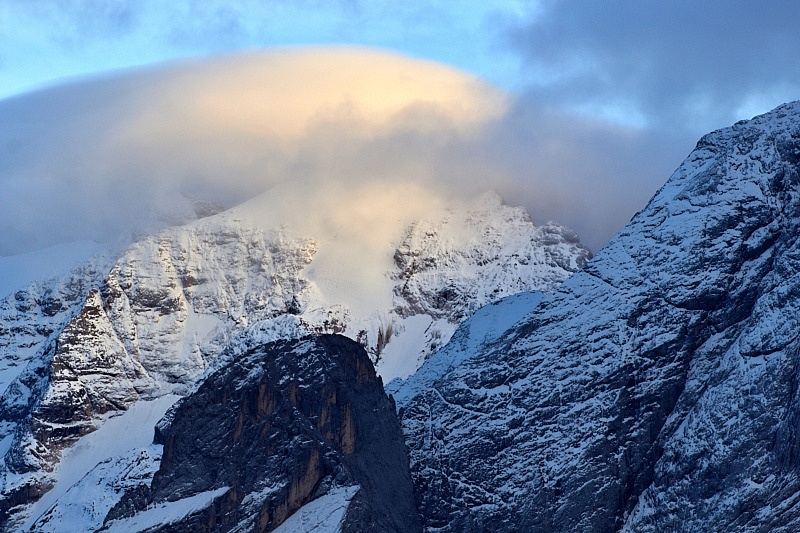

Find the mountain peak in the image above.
[{"left": 396, "top": 100, "right": 800, "bottom": 531}]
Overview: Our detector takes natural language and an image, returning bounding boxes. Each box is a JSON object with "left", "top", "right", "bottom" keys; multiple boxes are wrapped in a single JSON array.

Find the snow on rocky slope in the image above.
[
  {"left": 396, "top": 101, "right": 800, "bottom": 531},
  {"left": 0, "top": 190, "right": 589, "bottom": 529}
]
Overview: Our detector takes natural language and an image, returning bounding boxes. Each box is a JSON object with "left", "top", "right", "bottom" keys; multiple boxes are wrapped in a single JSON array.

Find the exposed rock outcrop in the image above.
[
  {"left": 0, "top": 289, "right": 152, "bottom": 526},
  {"left": 0, "top": 193, "right": 590, "bottom": 528},
  {"left": 104, "top": 335, "right": 420, "bottom": 532}
]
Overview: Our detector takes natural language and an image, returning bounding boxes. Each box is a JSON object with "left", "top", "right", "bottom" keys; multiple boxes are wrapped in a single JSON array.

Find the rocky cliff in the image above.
[
  {"left": 396, "top": 101, "right": 800, "bottom": 531},
  {"left": 100, "top": 334, "right": 419, "bottom": 532}
]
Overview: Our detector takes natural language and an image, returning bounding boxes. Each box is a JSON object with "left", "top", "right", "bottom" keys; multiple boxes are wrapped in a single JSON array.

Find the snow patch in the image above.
[
  {"left": 376, "top": 314, "right": 434, "bottom": 381},
  {"left": 389, "top": 290, "right": 544, "bottom": 407},
  {"left": 103, "top": 486, "right": 230, "bottom": 533},
  {"left": 273, "top": 485, "right": 360, "bottom": 533},
  {"left": 19, "top": 395, "right": 181, "bottom": 531}
]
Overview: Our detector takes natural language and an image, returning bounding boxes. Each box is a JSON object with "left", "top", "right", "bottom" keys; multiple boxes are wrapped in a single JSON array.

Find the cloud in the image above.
[
  {"left": 453, "top": 96, "right": 691, "bottom": 250},
  {"left": 3, "top": 0, "right": 139, "bottom": 46},
  {"left": 0, "top": 46, "right": 700, "bottom": 257},
  {"left": 4, "top": 3, "right": 798, "bottom": 260},
  {"left": 507, "top": 0, "right": 800, "bottom": 133},
  {"left": 0, "top": 47, "right": 508, "bottom": 255}
]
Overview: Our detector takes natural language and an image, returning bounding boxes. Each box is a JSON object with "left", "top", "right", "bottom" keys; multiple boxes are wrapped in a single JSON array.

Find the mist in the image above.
[{"left": 0, "top": 46, "right": 691, "bottom": 256}]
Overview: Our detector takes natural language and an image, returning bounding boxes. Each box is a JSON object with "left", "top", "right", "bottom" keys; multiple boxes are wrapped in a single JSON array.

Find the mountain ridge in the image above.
[
  {"left": 395, "top": 100, "right": 800, "bottom": 531},
  {"left": 8, "top": 93, "right": 800, "bottom": 533}
]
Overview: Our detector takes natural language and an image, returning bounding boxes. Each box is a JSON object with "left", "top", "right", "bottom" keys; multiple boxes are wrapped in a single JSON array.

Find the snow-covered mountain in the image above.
[
  {"left": 13, "top": 83, "right": 800, "bottom": 533},
  {"left": 395, "top": 101, "right": 800, "bottom": 531},
  {"left": 0, "top": 190, "right": 589, "bottom": 530}
]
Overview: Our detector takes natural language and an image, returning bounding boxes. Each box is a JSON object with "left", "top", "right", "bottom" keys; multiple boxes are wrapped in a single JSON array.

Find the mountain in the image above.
[
  {"left": 10, "top": 85, "right": 800, "bottom": 533},
  {"left": 100, "top": 334, "right": 420, "bottom": 533},
  {"left": 395, "top": 101, "right": 800, "bottom": 531},
  {"left": 0, "top": 191, "right": 589, "bottom": 530}
]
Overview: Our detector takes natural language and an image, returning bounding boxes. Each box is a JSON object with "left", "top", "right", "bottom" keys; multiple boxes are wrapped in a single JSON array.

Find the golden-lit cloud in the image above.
[
  {"left": 0, "top": 47, "right": 506, "bottom": 255},
  {"left": 110, "top": 46, "right": 507, "bottom": 153},
  {"left": 0, "top": 45, "right": 682, "bottom": 258}
]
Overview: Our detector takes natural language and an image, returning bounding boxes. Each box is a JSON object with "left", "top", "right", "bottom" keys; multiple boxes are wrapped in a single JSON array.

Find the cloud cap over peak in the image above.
[{"left": 0, "top": 47, "right": 507, "bottom": 256}]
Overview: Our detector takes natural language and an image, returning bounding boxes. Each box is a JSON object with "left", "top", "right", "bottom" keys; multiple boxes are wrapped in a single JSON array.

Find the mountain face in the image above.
[
  {"left": 0, "top": 192, "right": 589, "bottom": 529},
  {"left": 101, "top": 334, "right": 420, "bottom": 533},
  {"left": 383, "top": 195, "right": 589, "bottom": 376},
  {"left": 395, "top": 101, "right": 800, "bottom": 531},
  {"left": 9, "top": 94, "right": 800, "bottom": 533}
]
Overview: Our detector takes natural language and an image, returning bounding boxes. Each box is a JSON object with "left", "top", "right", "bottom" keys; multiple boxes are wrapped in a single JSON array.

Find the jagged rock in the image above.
[
  {"left": 384, "top": 193, "right": 591, "bottom": 371},
  {"left": 0, "top": 192, "right": 589, "bottom": 528},
  {"left": 0, "top": 288, "right": 154, "bottom": 527},
  {"left": 396, "top": 101, "right": 800, "bottom": 531},
  {"left": 392, "top": 194, "right": 591, "bottom": 322},
  {"left": 0, "top": 256, "right": 111, "bottom": 398},
  {"left": 104, "top": 335, "right": 420, "bottom": 532}
]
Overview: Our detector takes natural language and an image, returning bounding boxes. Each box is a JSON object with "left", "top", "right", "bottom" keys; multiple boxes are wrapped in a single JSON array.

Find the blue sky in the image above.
[
  {"left": 3, "top": 0, "right": 800, "bottom": 253},
  {"left": 0, "top": 1, "right": 530, "bottom": 98},
  {"left": 5, "top": 0, "right": 800, "bottom": 133}
]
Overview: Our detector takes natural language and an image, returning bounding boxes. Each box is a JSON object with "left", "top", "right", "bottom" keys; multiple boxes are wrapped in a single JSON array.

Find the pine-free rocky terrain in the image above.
[
  {"left": 0, "top": 191, "right": 588, "bottom": 530},
  {"left": 397, "top": 101, "right": 800, "bottom": 531},
  {"left": 4, "top": 101, "right": 800, "bottom": 531}
]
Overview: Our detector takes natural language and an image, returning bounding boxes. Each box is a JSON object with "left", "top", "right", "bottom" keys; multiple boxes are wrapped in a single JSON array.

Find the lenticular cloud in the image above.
[{"left": 0, "top": 46, "right": 507, "bottom": 256}]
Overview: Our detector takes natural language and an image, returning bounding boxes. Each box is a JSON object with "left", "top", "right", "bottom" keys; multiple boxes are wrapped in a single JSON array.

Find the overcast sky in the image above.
[{"left": 2, "top": 0, "right": 800, "bottom": 254}]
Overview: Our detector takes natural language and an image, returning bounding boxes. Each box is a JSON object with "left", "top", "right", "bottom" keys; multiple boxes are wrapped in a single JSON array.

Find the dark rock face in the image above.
[
  {"left": 107, "top": 334, "right": 420, "bottom": 532},
  {"left": 396, "top": 101, "right": 800, "bottom": 531}
]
